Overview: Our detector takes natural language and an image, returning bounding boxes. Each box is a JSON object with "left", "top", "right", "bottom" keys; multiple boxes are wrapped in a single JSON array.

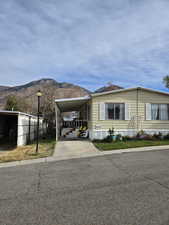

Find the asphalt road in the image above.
[{"left": 1, "top": 150, "right": 169, "bottom": 225}]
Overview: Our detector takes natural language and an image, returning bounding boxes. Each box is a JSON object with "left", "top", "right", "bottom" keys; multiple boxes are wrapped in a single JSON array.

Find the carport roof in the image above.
[
  {"left": 55, "top": 96, "right": 91, "bottom": 112},
  {"left": 0, "top": 110, "right": 38, "bottom": 118}
]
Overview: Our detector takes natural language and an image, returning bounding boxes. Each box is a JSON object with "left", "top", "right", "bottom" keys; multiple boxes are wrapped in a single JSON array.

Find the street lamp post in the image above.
[{"left": 36, "top": 90, "right": 42, "bottom": 154}]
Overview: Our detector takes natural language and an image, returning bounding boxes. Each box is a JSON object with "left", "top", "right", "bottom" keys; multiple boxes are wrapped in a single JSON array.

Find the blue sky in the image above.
[{"left": 0, "top": 0, "right": 169, "bottom": 91}]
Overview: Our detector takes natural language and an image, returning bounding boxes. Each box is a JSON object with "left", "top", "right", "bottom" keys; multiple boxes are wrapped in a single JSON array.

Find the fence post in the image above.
[{"left": 28, "top": 116, "right": 31, "bottom": 144}]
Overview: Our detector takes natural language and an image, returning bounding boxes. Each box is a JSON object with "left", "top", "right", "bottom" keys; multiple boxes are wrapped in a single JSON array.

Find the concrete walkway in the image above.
[{"left": 53, "top": 140, "right": 101, "bottom": 160}]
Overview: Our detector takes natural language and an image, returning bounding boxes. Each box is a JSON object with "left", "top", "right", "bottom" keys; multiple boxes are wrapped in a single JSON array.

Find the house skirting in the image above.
[{"left": 89, "top": 129, "right": 169, "bottom": 140}]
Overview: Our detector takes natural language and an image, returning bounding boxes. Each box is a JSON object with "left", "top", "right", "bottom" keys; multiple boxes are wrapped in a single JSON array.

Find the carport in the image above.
[
  {"left": 55, "top": 96, "right": 91, "bottom": 140},
  {"left": 0, "top": 111, "right": 18, "bottom": 147},
  {"left": 0, "top": 110, "right": 46, "bottom": 148}
]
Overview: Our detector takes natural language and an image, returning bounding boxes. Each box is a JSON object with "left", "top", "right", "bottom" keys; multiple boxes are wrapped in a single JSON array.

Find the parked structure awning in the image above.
[{"left": 55, "top": 96, "right": 91, "bottom": 112}]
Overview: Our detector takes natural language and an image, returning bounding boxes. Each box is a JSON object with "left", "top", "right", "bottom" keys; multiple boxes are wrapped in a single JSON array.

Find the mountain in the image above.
[
  {"left": 0, "top": 86, "right": 10, "bottom": 91},
  {"left": 1, "top": 79, "right": 89, "bottom": 93},
  {"left": 0, "top": 78, "right": 90, "bottom": 110},
  {"left": 95, "top": 84, "right": 123, "bottom": 93},
  {"left": 0, "top": 78, "right": 124, "bottom": 112}
]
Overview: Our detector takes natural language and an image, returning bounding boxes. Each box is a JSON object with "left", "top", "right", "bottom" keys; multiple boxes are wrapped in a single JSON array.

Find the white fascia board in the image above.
[{"left": 55, "top": 95, "right": 91, "bottom": 103}]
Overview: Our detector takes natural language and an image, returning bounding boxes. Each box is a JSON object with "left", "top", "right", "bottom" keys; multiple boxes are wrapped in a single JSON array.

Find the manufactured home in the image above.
[{"left": 55, "top": 87, "right": 169, "bottom": 140}]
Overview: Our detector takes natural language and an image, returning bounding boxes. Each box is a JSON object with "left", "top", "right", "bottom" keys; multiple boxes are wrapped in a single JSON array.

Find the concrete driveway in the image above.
[{"left": 54, "top": 140, "right": 100, "bottom": 160}]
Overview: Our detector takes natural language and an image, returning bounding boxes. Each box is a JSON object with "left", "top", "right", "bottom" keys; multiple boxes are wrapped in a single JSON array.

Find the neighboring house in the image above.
[
  {"left": 55, "top": 87, "right": 169, "bottom": 140},
  {"left": 0, "top": 110, "right": 46, "bottom": 147}
]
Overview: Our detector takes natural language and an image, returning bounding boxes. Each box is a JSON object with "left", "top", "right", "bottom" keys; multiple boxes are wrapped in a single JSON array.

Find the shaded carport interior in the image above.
[
  {"left": 55, "top": 96, "right": 91, "bottom": 139},
  {"left": 0, "top": 111, "right": 18, "bottom": 149}
]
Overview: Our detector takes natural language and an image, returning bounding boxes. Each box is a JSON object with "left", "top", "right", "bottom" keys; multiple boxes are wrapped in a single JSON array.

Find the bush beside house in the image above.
[{"left": 93, "top": 129, "right": 169, "bottom": 150}]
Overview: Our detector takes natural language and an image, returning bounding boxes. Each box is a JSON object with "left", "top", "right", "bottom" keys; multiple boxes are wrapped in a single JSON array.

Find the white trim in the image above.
[
  {"left": 125, "top": 103, "right": 130, "bottom": 120},
  {"left": 55, "top": 96, "right": 91, "bottom": 103},
  {"left": 0, "top": 110, "right": 38, "bottom": 119},
  {"left": 93, "top": 129, "right": 169, "bottom": 132},
  {"left": 91, "top": 87, "right": 169, "bottom": 97},
  {"left": 145, "top": 103, "right": 151, "bottom": 120},
  {"left": 90, "top": 129, "right": 169, "bottom": 140},
  {"left": 144, "top": 129, "right": 169, "bottom": 131},
  {"left": 93, "top": 129, "right": 137, "bottom": 132},
  {"left": 99, "top": 103, "right": 106, "bottom": 120}
]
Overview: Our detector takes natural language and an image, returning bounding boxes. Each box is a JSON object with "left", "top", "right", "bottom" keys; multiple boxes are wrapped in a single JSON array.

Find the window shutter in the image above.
[
  {"left": 146, "top": 103, "right": 151, "bottom": 120},
  {"left": 125, "top": 103, "right": 130, "bottom": 120},
  {"left": 99, "top": 103, "right": 106, "bottom": 120}
]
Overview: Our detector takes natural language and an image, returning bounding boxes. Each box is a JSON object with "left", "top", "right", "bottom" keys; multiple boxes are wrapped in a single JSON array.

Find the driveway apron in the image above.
[{"left": 53, "top": 140, "right": 101, "bottom": 160}]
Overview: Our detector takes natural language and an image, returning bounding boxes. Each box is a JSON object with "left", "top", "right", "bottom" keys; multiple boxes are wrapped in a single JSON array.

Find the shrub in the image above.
[
  {"left": 163, "top": 133, "right": 169, "bottom": 140},
  {"left": 136, "top": 130, "right": 146, "bottom": 138},
  {"left": 108, "top": 127, "right": 114, "bottom": 136},
  {"left": 136, "top": 130, "right": 149, "bottom": 140},
  {"left": 116, "top": 134, "right": 122, "bottom": 141},
  {"left": 142, "top": 134, "right": 154, "bottom": 140},
  {"left": 92, "top": 139, "right": 102, "bottom": 143},
  {"left": 123, "top": 136, "right": 132, "bottom": 141},
  {"left": 103, "top": 135, "right": 112, "bottom": 143},
  {"left": 153, "top": 132, "right": 163, "bottom": 140},
  {"left": 93, "top": 136, "right": 113, "bottom": 143}
]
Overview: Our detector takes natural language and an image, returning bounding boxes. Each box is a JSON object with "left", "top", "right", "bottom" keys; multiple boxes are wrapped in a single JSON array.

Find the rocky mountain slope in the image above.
[
  {"left": 94, "top": 84, "right": 123, "bottom": 93},
  {"left": 0, "top": 79, "right": 90, "bottom": 110},
  {"left": 0, "top": 79, "right": 123, "bottom": 112}
]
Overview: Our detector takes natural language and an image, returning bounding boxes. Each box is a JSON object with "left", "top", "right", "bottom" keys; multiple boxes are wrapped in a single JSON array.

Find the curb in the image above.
[
  {"left": 99, "top": 145, "right": 169, "bottom": 155},
  {"left": 0, "top": 145, "right": 169, "bottom": 168}
]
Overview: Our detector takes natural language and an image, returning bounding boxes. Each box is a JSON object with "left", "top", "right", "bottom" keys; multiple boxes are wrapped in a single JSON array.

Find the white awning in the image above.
[{"left": 55, "top": 96, "right": 91, "bottom": 112}]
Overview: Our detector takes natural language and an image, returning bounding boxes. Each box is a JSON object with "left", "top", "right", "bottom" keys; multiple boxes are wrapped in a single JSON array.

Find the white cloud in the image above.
[{"left": 0, "top": 0, "right": 169, "bottom": 90}]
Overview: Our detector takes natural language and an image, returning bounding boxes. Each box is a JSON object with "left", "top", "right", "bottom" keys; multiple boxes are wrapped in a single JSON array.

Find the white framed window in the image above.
[
  {"left": 151, "top": 104, "right": 169, "bottom": 120},
  {"left": 105, "top": 103, "right": 125, "bottom": 120}
]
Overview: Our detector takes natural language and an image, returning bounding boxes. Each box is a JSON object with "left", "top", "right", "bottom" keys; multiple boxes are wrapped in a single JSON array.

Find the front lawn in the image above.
[
  {"left": 93, "top": 140, "right": 169, "bottom": 151},
  {"left": 0, "top": 138, "right": 56, "bottom": 163}
]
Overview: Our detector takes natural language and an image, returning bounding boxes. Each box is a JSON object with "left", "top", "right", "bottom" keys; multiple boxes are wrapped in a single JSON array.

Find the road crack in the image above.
[
  {"left": 37, "top": 169, "right": 42, "bottom": 192},
  {"left": 144, "top": 176, "right": 169, "bottom": 192}
]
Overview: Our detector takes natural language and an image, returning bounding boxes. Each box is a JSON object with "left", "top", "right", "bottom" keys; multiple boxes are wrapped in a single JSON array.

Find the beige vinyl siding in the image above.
[
  {"left": 91, "top": 88, "right": 169, "bottom": 131},
  {"left": 139, "top": 89, "right": 169, "bottom": 130},
  {"left": 91, "top": 89, "right": 138, "bottom": 130},
  {"left": 87, "top": 99, "right": 92, "bottom": 130}
]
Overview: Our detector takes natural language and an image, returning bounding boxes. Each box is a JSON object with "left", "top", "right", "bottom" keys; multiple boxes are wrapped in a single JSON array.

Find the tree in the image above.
[
  {"left": 5, "top": 85, "right": 57, "bottom": 137},
  {"left": 5, "top": 95, "right": 19, "bottom": 111},
  {"left": 40, "top": 84, "right": 56, "bottom": 137},
  {"left": 5, "top": 95, "right": 30, "bottom": 112},
  {"left": 163, "top": 75, "right": 169, "bottom": 88}
]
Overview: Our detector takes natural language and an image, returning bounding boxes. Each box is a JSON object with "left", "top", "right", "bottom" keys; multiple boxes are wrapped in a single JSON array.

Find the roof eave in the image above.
[{"left": 91, "top": 87, "right": 169, "bottom": 97}]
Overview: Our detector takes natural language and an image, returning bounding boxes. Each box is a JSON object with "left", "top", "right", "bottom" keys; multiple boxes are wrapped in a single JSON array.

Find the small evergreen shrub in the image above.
[{"left": 163, "top": 133, "right": 169, "bottom": 140}]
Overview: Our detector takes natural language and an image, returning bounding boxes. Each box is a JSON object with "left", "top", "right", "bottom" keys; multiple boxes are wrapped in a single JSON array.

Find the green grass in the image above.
[
  {"left": 93, "top": 139, "right": 169, "bottom": 151},
  {"left": 0, "top": 138, "right": 56, "bottom": 163}
]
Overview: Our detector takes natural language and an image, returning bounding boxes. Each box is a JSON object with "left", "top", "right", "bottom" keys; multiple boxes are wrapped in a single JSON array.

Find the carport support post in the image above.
[{"left": 36, "top": 90, "right": 42, "bottom": 154}]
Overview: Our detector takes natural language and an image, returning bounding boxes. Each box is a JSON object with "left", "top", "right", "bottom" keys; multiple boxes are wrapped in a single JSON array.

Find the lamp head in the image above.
[{"left": 36, "top": 90, "right": 42, "bottom": 97}]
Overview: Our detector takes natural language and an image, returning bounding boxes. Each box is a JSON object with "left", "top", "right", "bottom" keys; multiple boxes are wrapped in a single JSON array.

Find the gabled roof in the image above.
[{"left": 91, "top": 87, "right": 169, "bottom": 97}]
